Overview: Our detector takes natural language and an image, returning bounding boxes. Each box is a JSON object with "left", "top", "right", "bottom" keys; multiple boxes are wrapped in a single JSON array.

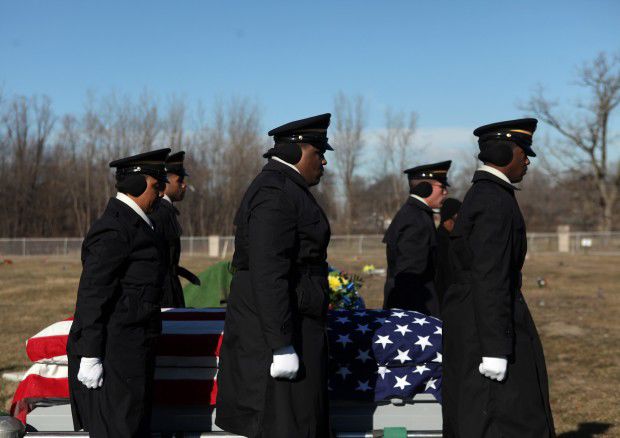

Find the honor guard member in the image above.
[
  {"left": 435, "top": 198, "right": 462, "bottom": 306},
  {"left": 149, "top": 151, "right": 200, "bottom": 308},
  {"left": 66, "top": 149, "right": 170, "bottom": 438},
  {"left": 442, "top": 118, "right": 555, "bottom": 437},
  {"left": 216, "top": 114, "right": 333, "bottom": 438},
  {"left": 382, "top": 160, "right": 451, "bottom": 316}
]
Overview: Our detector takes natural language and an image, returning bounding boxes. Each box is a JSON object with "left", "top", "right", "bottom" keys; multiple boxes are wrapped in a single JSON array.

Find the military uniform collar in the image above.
[
  {"left": 473, "top": 167, "right": 520, "bottom": 191},
  {"left": 159, "top": 194, "right": 180, "bottom": 215},
  {"left": 271, "top": 156, "right": 301, "bottom": 174},
  {"left": 407, "top": 195, "right": 434, "bottom": 213},
  {"left": 265, "top": 159, "right": 308, "bottom": 188},
  {"left": 115, "top": 192, "right": 154, "bottom": 229}
]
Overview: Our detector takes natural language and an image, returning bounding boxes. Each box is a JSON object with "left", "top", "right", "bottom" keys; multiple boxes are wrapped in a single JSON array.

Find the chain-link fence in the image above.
[{"left": 1, "top": 232, "right": 620, "bottom": 257}]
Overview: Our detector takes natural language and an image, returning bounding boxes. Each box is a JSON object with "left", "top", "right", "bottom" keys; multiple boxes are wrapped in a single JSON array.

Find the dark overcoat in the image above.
[
  {"left": 215, "top": 160, "right": 332, "bottom": 438},
  {"left": 434, "top": 224, "right": 454, "bottom": 308},
  {"left": 441, "top": 171, "right": 555, "bottom": 438},
  {"left": 383, "top": 196, "right": 440, "bottom": 316},
  {"left": 66, "top": 197, "right": 167, "bottom": 438},
  {"left": 148, "top": 198, "right": 186, "bottom": 307}
]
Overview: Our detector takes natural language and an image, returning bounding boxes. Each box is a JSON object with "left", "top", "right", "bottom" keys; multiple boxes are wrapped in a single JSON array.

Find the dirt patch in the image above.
[{"left": 541, "top": 321, "right": 586, "bottom": 337}]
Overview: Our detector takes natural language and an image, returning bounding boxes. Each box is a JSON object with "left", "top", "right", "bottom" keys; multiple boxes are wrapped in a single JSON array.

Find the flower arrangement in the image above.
[{"left": 327, "top": 266, "right": 365, "bottom": 310}]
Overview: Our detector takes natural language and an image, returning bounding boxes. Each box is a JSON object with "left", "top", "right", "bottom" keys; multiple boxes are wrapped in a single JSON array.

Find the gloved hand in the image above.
[
  {"left": 479, "top": 356, "right": 507, "bottom": 381},
  {"left": 270, "top": 345, "right": 299, "bottom": 379},
  {"left": 77, "top": 357, "right": 104, "bottom": 389}
]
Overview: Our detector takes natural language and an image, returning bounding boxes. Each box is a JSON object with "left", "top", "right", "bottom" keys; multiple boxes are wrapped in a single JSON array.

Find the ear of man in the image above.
[
  {"left": 410, "top": 181, "right": 433, "bottom": 198},
  {"left": 478, "top": 140, "right": 515, "bottom": 167},
  {"left": 116, "top": 174, "right": 147, "bottom": 197},
  {"left": 269, "top": 143, "right": 303, "bottom": 165}
]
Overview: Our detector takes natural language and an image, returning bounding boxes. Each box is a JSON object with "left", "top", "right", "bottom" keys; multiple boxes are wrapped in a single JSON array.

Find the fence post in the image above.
[
  {"left": 358, "top": 235, "right": 364, "bottom": 254},
  {"left": 22, "top": 238, "right": 26, "bottom": 256},
  {"left": 208, "top": 235, "right": 220, "bottom": 258},
  {"left": 557, "top": 225, "right": 570, "bottom": 253},
  {"left": 189, "top": 236, "right": 194, "bottom": 256},
  {"left": 221, "top": 238, "right": 229, "bottom": 259},
  {"left": 64, "top": 238, "right": 68, "bottom": 255}
]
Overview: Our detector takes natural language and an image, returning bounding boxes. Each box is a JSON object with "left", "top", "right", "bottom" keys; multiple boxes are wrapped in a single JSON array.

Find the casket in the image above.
[{"left": 13, "top": 308, "right": 442, "bottom": 437}]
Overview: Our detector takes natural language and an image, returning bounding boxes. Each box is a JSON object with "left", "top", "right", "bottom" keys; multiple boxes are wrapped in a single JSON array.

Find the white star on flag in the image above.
[
  {"left": 394, "top": 324, "right": 412, "bottom": 336},
  {"left": 355, "top": 324, "right": 371, "bottom": 334},
  {"left": 413, "top": 317, "right": 430, "bottom": 326},
  {"left": 336, "top": 366, "right": 352, "bottom": 379},
  {"left": 425, "top": 377, "right": 438, "bottom": 390},
  {"left": 413, "top": 364, "right": 430, "bottom": 375},
  {"left": 336, "top": 316, "right": 350, "bottom": 324},
  {"left": 434, "top": 326, "right": 442, "bottom": 335},
  {"left": 391, "top": 311, "right": 407, "bottom": 318},
  {"left": 356, "top": 349, "right": 372, "bottom": 363},
  {"left": 415, "top": 335, "right": 433, "bottom": 351},
  {"left": 432, "top": 352, "right": 442, "bottom": 363},
  {"left": 336, "top": 334, "right": 352, "bottom": 347},
  {"left": 377, "top": 366, "right": 392, "bottom": 380},
  {"left": 394, "top": 349, "right": 412, "bottom": 364},
  {"left": 354, "top": 311, "right": 368, "bottom": 317},
  {"left": 356, "top": 380, "right": 371, "bottom": 391},
  {"left": 374, "top": 317, "right": 389, "bottom": 324},
  {"left": 375, "top": 335, "right": 393, "bottom": 349},
  {"left": 394, "top": 374, "right": 411, "bottom": 390}
]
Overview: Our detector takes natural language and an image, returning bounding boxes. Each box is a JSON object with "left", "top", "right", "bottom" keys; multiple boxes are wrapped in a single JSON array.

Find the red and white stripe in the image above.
[{"left": 13, "top": 308, "right": 226, "bottom": 424}]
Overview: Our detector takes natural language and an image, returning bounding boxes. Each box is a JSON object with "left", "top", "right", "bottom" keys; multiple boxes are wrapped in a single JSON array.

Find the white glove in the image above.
[
  {"left": 270, "top": 345, "right": 299, "bottom": 379},
  {"left": 77, "top": 357, "right": 104, "bottom": 389},
  {"left": 479, "top": 357, "right": 507, "bottom": 382}
]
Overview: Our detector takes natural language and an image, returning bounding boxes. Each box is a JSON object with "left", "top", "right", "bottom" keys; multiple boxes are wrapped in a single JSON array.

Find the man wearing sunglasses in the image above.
[
  {"left": 67, "top": 148, "right": 170, "bottom": 437},
  {"left": 382, "top": 160, "right": 451, "bottom": 317},
  {"left": 149, "top": 151, "right": 200, "bottom": 308}
]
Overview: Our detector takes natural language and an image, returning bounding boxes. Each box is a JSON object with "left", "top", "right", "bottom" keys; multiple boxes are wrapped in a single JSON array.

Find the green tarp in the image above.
[{"left": 183, "top": 261, "right": 233, "bottom": 308}]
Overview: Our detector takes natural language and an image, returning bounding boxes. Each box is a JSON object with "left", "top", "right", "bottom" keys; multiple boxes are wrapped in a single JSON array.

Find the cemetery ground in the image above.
[{"left": 0, "top": 252, "right": 618, "bottom": 436}]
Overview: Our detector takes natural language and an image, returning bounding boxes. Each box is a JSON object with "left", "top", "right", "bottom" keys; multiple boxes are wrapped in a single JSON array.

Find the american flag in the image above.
[
  {"left": 12, "top": 308, "right": 442, "bottom": 424},
  {"left": 327, "top": 309, "right": 442, "bottom": 403}
]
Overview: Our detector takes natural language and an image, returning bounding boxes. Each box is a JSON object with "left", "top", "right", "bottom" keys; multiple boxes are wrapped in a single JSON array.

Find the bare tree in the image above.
[
  {"left": 377, "top": 108, "right": 419, "bottom": 218},
  {"left": 137, "top": 91, "right": 160, "bottom": 150},
  {"left": 164, "top": 95, "right": 185, "bottom": 150},
  {"left": 332, "top": 92, "right": 366, "bottom": 233},
  {"left": 525, "top": 52, "right": 620, "bottom": 231}
]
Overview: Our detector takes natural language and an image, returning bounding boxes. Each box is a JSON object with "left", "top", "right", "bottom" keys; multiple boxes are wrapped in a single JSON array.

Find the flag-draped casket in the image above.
[{"left": 11, "top": 308, "right": 442, "bottom": 424}]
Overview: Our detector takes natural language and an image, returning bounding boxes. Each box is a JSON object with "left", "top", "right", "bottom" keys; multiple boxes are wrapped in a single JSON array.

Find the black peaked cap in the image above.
[
  {"left": 404, "top": 160, "right": 452, "bottom": 186},
  {"left": 474, "top": 118, "right": 538, "bottom": 157},
  {"left": 166, "top": 151, "right": 189, "bottom": 177},
  {"left": 268, "top": 113, "right": 333, "bottom": 151},
  {"left": 109, "top": 148, "right": 171, "bottom": 182}
]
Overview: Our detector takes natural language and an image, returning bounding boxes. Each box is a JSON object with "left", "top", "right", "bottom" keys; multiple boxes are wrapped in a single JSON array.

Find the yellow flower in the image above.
[{"left": 328, "top": 275, "right": 341, "bottom": 291}]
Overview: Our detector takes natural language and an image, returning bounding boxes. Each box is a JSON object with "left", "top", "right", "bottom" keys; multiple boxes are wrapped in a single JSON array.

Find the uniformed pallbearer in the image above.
[
  {"left": 442, "top": 118, "right": 555, "bottom": 437},
  {"left": 66, "top": 149, "right": 170, "bottom": 437},
  {"left": 382, "top": 160, "right": 451, "bottom": 316},
  {"left": 434, "top": 198, "right": 461, "bottom": 306},
  {"left": 149, "top": 151, "right": 200, "bottom": 308},
  {"left": 216, "top": 114, "right": 333, "bottom": 438}
]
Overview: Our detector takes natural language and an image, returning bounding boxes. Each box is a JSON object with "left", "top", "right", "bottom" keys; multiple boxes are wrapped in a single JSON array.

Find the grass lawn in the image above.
[{"left": 0, "top": 252, "right": 618, "bottom": 436}]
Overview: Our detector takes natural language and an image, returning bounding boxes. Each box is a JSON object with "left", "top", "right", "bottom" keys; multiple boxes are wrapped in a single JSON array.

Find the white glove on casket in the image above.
[
  {"left": 77, "top": 357, "right": 104, "bottom": 389},
  {"left": 270, "top": 345, "right": 299, "bottom": 379},
  {"left": 479, "top": 356, "right": 507, "bottom": 381}
]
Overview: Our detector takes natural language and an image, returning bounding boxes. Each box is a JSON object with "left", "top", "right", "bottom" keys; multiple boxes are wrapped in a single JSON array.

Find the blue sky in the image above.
[{"left": 1, "top": 0, "right": 619, "bottom": 167}]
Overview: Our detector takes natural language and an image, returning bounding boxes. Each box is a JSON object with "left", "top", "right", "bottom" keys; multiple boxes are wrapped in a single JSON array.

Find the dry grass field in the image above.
[{"left": 1, "top": 251, "right": 618, "bottom": 436}]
